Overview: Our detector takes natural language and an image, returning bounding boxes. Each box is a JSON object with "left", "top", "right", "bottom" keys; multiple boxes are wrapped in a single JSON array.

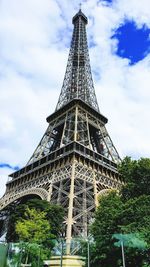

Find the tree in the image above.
[
  {"left": 90, "top": 191, "right": 124, "bottom": 267},
  {"left": 91, "top": 192, "right": 150, "bottom": 267},
  {"left": 119, "top": 157, "right": 150, "bottom": 200},
  {"left": 15, "top": 207, "right": 54, "bottom": 266},
  {"left": 16, "top": 207, "right": 53, "bottom": 243},
  {"left": 90, "top": 157, "right": 150, "bottom": 267},
  {"left": 6, "top": 198, "right": 64, "bottom": 242}
]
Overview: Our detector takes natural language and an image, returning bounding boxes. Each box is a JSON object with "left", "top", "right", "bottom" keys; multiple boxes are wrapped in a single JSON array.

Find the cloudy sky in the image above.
[{"left": 0, "top": 0, "right": 150, "bottom": 197}]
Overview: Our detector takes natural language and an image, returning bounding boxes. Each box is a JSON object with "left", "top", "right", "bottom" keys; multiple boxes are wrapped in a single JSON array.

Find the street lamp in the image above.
[
  {"left": 120, "top": 240, "right": 126, "bottom": 267},
  {"left": 37, "top": 245, "right": 41, "bottom": 267},
  {"left": 83, "top": 235, "right": 91, "bottom": 267},
  {"left": 60, "top": 232, "right": 66, "bottom": 267},
  {"left": 113, "top": 234, "right": 126, "bottom": 267},
  {"left": 87, "top": 238, "right": 90, "bottom": 267}
]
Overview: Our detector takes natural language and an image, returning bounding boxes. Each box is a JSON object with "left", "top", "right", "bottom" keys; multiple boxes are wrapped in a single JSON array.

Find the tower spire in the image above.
[
  {"left": 79, "top": 2, "right": 82, "bottom": 11},
  {"left": 56, "top": 9, "right": 99, "bottom": 111}
]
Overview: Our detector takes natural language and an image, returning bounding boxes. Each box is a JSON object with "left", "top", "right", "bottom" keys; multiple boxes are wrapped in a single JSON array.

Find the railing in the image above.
[
  {"left": 0, "top": 239, "right": 84, "bottom": 267},
  {"left": 8, "top": 141, "right": 117, "bottom": 182}
]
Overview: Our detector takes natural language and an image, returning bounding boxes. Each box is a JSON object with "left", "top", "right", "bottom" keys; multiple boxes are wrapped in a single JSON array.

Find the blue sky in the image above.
[
  {"left": 103, "top": 0, "right": 113, "bottom": 4},
  {"left": 0, "top": 163, "right": 19, "bottom": 171},
  {"left": 112, "top": 21, "right": 150, "bottom": 65},
  {"left": 0, "top": 0, "right": 150, "bottom": 196}
]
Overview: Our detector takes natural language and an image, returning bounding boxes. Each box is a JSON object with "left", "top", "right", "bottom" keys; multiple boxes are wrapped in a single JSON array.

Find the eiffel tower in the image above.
[{"left": 0, "top": 8, "right": 121, "bottom": 254}]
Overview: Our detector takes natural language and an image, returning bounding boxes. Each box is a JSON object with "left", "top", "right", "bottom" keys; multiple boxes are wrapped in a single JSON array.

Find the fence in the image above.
[{"left": 0, "top": 238, "right": 87, "bottom": 267}]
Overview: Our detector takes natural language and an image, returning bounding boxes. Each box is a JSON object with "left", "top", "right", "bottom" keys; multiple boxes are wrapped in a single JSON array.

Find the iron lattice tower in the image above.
[
  {"left": 0, "top": 9, "right": 121, "bottom": 254},
  {"left": 56, "top": 10, "right": 99, "bottom": 112}
]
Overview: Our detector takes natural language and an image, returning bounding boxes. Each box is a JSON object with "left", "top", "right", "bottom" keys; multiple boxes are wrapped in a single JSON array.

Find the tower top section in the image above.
[
  {"left": 72, "top": 8, "right": 88, "bottom": 25},
  {"left": 56, "top": 9, "right": 99, "bottom": 112}
]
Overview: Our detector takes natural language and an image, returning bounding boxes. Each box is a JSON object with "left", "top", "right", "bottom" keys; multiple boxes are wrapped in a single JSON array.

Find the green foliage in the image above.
[
  {"left": 16, "top": 207, "right": 54, "bottom": 243},
  {"left": 6, "top": 198, "right": 64, "bottom": 242},
  {"left": 90, "top": 192, "right": 124, "bottom": 267},
  {"left": 90, "top": 157, "right": 150, "bottom": 267},
  {"left": 119, "top": 195, "right": 150, "bottom": 245},
  {"left": 5, "top": 198, "right": 64, "bottom": 265},
  {"left": 8, "top": 242, "right": 51, "bottom": 267},
  {"left": 15, "top": 207, "right": 57, "bottom": 265},
  {"left": 24, "top": 199, "right": 64, "bottom": 236},
  {"left": 119, "top": 157, "right": 150, "bottom": 200},
  {"left": 6, "top": 202, "right": 26, "bottom": 242}
]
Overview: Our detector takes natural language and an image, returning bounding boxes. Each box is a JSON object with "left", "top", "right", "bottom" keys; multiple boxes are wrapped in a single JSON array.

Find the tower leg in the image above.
[
  {"left": 47, "top": 184, "right": 52, "bottom": 202},
  {"left": 66, "top": 159, "right": 76, "bottom": 255},
  {"left": 93, "top": 171, "right": 98, "bottom": 207}
]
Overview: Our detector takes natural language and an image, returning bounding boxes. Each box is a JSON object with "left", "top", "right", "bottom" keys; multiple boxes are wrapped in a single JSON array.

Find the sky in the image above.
[{"left": 0, "top": 0, "right": 150, "bottom": 197}]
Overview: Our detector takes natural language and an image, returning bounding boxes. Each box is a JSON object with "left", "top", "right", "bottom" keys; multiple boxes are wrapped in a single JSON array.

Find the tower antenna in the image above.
[{"left": 79, "top": 2, "right": 82, "bottom": 10}]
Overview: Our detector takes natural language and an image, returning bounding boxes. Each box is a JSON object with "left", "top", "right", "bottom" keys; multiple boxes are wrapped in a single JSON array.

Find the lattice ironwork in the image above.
[
  {"left": 28, "top": 101, "right": 120, "bottom": 164},
  {"left": 0, "top": 9, "right": 122, "bottom": 255},
  {"left": 0, "top": 157, "right": 122, "bottom": 247},
  {"left": 56, "top": 9, "right": 99, "bottom": 112}
]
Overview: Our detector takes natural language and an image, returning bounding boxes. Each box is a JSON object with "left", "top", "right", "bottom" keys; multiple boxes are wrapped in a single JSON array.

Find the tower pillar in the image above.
[{"left": 66, "top": 158, "right": 76, "bottom": 255}]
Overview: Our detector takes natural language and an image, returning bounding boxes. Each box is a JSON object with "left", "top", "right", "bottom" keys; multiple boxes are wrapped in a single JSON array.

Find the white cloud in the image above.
[
  {"left": 0, "top": 169, "right": 10, "bottom": 198},
  {"left": 0, "top": 0, "right": 150, "bottom": 197},
  {"left": 115, "top": 0, "right": 150, "bottom": 27}
]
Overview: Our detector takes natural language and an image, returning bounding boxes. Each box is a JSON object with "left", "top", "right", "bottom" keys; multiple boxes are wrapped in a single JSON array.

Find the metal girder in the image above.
[
  {"left": 27, "top": 102, "right": 120, "bottom": 165},
  {"left": 0, "top": 9, "right": 122, "bottom": 255},
  {"left": 56, "top": 11, "right": 99, "bottom": 112},
  {"left": 0, "top": 156, "right": 121, "bottom": 231}
]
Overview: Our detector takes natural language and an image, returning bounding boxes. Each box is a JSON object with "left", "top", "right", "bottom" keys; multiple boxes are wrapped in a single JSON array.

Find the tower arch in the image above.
[{"left": 0, "top": 188, "right": 48, "bottom": 211}]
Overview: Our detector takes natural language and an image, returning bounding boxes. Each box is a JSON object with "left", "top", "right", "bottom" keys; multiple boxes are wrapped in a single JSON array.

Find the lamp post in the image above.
[
  {"left": 120, "top": 240, "right": 126, "bottom": 267},
  {"left": 37, "top": 245, "right": 41, "bottom": 267},
  {"left": 83, "top": 235, "right": 90, "bottom": 267},
  {"left": 60, "top": 232, "right": 65, "bottom": 267},
  {"left": 113, "top": 234, "right": 126, "bottom": 267},
  {"left": 87, "top": 238, "right": 90, "bottom": 267},
  {"left": 60, "top": 239, "right": 63, "bottom": 267}
]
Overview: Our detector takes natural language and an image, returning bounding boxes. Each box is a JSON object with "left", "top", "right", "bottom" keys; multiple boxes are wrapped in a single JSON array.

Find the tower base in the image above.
[{"left": 44, "top": 255, "right": 85, "bottom": 267}]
